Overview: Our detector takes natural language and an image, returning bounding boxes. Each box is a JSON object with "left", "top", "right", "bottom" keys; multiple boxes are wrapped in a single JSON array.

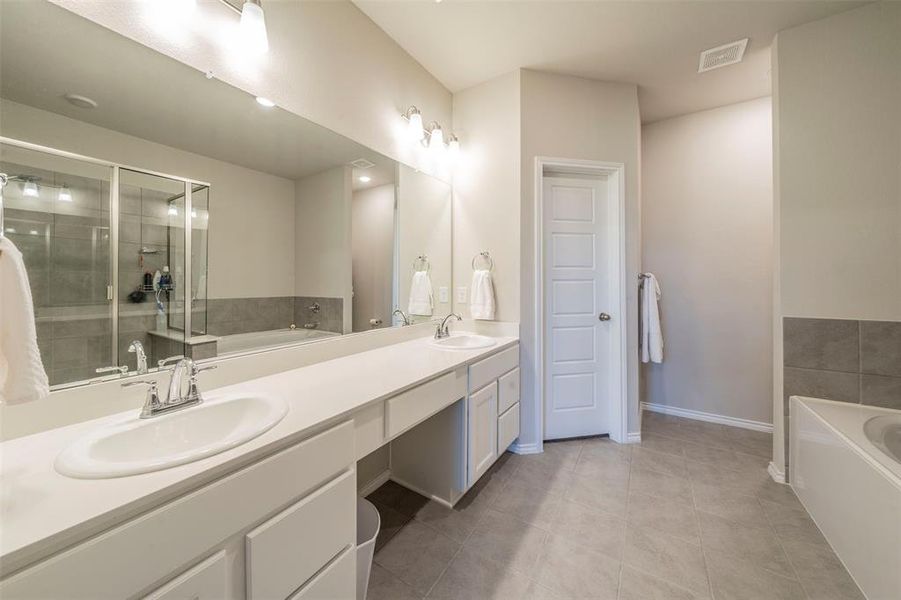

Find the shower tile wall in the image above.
[
  {"left": 783, "top": 317, "right": 901, "bottom": 474},
  {"left": 205, "top": 296, "right": 344, "bottom": 336},
  {"left": 2, "top": 161, "right": 111, "bottom": 386},
  {"left": 294, "top": 296, "right": 344, "bottom": 334}
]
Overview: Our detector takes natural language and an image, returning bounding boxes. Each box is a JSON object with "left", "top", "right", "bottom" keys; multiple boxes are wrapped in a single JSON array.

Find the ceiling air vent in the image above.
[
  {"left": 698, "top": 38, "right": 749, "bottom": 73},
  {"left": 350, "top": 158, "right": 376, "bottom": 169}
]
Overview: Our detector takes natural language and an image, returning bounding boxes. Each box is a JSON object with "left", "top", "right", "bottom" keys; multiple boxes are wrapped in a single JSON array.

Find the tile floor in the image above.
[{"left": 365, "top": 411, "right": 863, "bottom": 600}]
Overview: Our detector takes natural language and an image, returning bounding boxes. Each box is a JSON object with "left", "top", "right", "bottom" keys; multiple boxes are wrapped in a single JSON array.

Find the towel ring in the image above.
[
  {"left": 472, "top": 251, "right": 494, "bottom": 271},
  {"left": 413, "top": 255, "right": 430, "bottom": 273}
]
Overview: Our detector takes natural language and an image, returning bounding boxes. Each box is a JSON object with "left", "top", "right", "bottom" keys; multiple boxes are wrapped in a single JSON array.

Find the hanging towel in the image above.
[
  {"left": 640, "top": 273, "right": 663, "bottom": 364},
  {"left": 0, "top": 237, "right": 49, "bottom": 405},
  {"left": 470, "top": 269, "right": 496, "bottom": 320},
  {"left": 408, "top": 270, "right": 433, "bottom": 316}
]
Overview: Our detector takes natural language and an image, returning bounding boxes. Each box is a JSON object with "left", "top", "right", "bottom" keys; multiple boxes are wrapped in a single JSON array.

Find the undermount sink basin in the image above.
[
  {"left": 430, "top": 334, "right": 498, "bottom": 350},
  {"left": 55, "top": 394, "right": 288, "bottom": 479}
]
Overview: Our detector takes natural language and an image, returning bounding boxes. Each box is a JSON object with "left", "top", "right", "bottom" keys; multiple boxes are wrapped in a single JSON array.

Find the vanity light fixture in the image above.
[
  {"left": 239, "top": 0, "right": 269, "bottom": 56},
  {"left": 427, "top": 122, "right": 444, "bottom": 151},
  {"left": 403, "top": 106, "right": 425, "bottom": 142},
  {"left": 255, "top": 96, "right": 275, "bottom": 107},
  {"left": 58, "top": 185, "right": 73, "bottom": 202},
  {"left": 358, "top": 176, "right": 372, "bottom": 183},
  {"left": 23, "top": 179, "right": 39, "bottom": 198}
]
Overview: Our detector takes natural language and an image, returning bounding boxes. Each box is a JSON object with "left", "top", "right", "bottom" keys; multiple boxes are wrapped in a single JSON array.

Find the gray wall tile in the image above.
[
  {"left": 860, "top": 321, "right": 901, "bottom": 377},
  {"left": 860, "top": 374, "right": 901, "bottom": 410},
  {"left": 783, "top": 367, "right": 859, "bottom": 412},
  {"left": 783, "top": 318, "right": 859, "bottom": 372}
]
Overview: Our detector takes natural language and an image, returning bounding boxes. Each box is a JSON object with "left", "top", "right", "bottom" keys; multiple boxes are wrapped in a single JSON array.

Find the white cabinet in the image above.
[
  {"left": 498, "top": 402, "right": 520, "bottom": 455},
  {"left": 144, "top": 551, "right": 228, "bottom": 600},
  {"left": 288, "top": 547, "right": 355, "bottom": 600},
  {"left": 498, "top": 368, "right": 520, "bottom": 414},
  {"left": 467, "top": 382, "right": 498, "bottom": 487}
]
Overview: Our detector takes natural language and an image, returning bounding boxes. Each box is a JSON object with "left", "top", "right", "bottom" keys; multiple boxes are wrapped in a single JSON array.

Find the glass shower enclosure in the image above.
[{"left": 1, "top": 139, "right": 209, "bottom": 387}]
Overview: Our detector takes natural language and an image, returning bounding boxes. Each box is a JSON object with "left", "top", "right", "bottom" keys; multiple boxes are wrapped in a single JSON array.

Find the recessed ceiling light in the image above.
[
  {"left": 64, "top": 93, "right": 98, "bottom": 109},
  {"left": 358, "top": 176, "right": 372, "bottom": 183},
  {"left": 256, "top": 96, "right": 275, "bottom": 108}
]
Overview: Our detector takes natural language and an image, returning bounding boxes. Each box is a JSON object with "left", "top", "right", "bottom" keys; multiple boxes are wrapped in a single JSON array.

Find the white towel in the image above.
[
  {"left": 408, "top": 270, "right": 433, "bottom": 316},
  {"left": 640, "top": 273, "right": 663, "bottom": 364},
  {"left": 0, "top": 237, "right": 50, "bottom": 405},
  {"left": 470, "top": 269, "right": 496, "bottom": 320}
]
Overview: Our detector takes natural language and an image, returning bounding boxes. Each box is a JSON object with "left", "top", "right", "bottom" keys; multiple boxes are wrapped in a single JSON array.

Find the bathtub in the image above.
[
  {"left": 791, "top": 397, "right": 901, "bottom": 599},
  {"left": 215, "top": 327, "right": 340, "bottom": 356}
]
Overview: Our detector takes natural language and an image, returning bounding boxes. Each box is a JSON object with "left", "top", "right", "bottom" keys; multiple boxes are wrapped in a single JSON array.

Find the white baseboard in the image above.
[
  {"left": 626, "top": 432, "right": 642, "bottom": 444},
  {"left": 641, "top": 402, "right": 773, "bottom": 433},
  {"left": 768, "top": 461, "right": 787, "bottom": 484},
  {"left": 509, "top": 442, "right": 541, "bottom": 455},
  {"left": 358, "top": 469, "right": 391, "bottom": 497}
]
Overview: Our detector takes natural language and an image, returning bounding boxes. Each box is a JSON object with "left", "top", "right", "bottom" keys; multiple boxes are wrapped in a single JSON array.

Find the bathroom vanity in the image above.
[{"left": 0, "top": 334, "right": 520, "bottom": 599}]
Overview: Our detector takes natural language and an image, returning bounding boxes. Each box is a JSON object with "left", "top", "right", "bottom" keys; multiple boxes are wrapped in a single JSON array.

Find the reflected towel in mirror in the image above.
[
  {"left": 0, "top": 237, "right": 50, "bottom": 404},
  {"left": 408, "top": 270, "right": 434, "bottom": 316}
]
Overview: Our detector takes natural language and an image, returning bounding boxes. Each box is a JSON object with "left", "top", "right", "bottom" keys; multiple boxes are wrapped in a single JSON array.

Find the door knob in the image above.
[{"left": 598, "top": 313, "right": 612, "bottom": 321}]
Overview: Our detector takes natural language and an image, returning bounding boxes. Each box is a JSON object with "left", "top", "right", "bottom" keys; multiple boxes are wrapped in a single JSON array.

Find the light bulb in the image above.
[
  {"left": 428, "top": 124, "right": 444, "bottom": 151},
  {"left": 358, "top": 176, "right": 371, "bottom": 183},
  {"left": 58, "top": 185, "right": 72, "bottom": 202},
  {"left": 168, "top": 206, "right": 178, "bottom": 216},
  {"left": 407, "top": 108, "right": 424, "bottom": 142},
  {"left": 23, "top": 180, "right": 38, "bottom": 198},
  {"left": 240, "top": 0, "right": 269, "bottom": 56},
  {"left": 448, "top": 135, "right": 460, "bottom": 158}
]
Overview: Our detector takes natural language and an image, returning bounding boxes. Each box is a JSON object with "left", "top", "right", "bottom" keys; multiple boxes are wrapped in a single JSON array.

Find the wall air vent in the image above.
[
  {"left": 350, "top": 158, "right": 376, "bottom": 169},
  {"left": 698, "top": 38, "right": 749, "bottom": 73}
]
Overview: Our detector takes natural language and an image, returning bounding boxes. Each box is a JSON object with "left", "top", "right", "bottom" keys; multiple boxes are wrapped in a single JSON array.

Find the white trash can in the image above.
[{"left": 356, "top": 498, "right": 381, "bottom": 600}]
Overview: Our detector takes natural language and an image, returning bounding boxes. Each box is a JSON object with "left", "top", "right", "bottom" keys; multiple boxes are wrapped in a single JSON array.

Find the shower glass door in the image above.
[{"left": 0, "top": 142, "right": 113, "bottom": 386}]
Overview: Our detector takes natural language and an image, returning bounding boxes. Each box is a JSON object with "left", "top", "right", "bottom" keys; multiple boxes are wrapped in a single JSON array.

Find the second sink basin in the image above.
[
  {"left": 55, "top": 393, "right": 288, "bottom": 479},
  {"left": 431, "top": 334, "right": 498, "bottom": 350}
]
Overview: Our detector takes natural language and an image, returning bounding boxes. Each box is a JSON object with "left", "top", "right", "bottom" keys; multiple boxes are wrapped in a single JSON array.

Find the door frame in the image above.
[{"left": 534, "top": 157, "right": 628, "bottom": 444}]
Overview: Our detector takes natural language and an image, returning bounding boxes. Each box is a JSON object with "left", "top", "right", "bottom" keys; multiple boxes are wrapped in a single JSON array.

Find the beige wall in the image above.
[
  {"left": 452, "top": 71, "right": 522, "bottom": 322},
  {"left": 519, "top": 70, "right": 643, "bottom": 443},
  {"left": 775, "top": 1, "right": 901, "bottom": 322},
  {"left": 0, "top": 99, "right": 296, "bottom": 300},
  {"left": 50, "top": 0, "right": 453, "bottom": 180},
  {"left": 642, "top": 97, "right": 774, "bottom": 425},
  {"left": 352, "top": 184, "right": 396, "bottom": 332},
  {"left": 294, "top": 167, "right": 353, "bottom": 332}
]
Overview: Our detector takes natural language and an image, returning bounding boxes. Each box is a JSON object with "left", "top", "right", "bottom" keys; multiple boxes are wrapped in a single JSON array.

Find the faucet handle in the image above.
[
  {"left": 122, "top": 379, "right": 162, "bottom": 418},
  {"left": 191, "top": 363, "right": 218, "bottom": 377},
  {"left": 188, "top": 363, "right": 217, "bottom": 400},
  {"left": 158, "top": 355, "right": 185, "bottom": 369}
]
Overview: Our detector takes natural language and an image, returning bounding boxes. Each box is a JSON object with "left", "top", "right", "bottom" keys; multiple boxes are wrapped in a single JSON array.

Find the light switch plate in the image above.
[
  {"left": 438, "top": 286, "right": 449, "bottom": 303},
  {"left": 456, "top": 286, "right": 467, "bottom": 303}
]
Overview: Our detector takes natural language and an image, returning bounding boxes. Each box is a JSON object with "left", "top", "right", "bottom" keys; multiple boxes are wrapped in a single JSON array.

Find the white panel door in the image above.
[{"left": 543, "top": 175, "right": 614, "bottom": 439}]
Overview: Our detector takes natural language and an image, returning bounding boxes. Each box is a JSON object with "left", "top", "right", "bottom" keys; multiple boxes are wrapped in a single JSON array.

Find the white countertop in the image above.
[{"left": 0, "top": 333, "right": 518, "bottom": 575}]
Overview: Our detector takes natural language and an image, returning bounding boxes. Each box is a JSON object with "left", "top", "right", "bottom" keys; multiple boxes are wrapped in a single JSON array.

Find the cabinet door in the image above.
[
  {"left": 467, "top": 381, "right": 498, "bottom": 487},
  {"left": 498, "top": 402, "right": 520, "bottom": 455},
  {"left": 143, "top": 551, "right": 227, "bottom": 600}
]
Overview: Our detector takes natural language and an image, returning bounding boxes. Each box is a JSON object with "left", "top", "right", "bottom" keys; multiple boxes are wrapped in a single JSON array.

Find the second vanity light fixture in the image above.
[{"left": 402, "top": 106, "right": 460, "bottom": 157}]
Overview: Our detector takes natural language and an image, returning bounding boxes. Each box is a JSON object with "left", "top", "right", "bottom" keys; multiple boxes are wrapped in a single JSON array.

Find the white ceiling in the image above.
[
  {"left": 0, "top": 1, "right": 395, "bottom": 187},
  {"left": 354, "top": 0, "right": 866, "bottom": 123}
]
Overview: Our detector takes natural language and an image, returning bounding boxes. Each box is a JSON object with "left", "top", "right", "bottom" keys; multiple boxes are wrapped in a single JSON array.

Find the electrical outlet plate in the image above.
[{"left": 456, "top": 287, "right": 467, "bottom": 303}]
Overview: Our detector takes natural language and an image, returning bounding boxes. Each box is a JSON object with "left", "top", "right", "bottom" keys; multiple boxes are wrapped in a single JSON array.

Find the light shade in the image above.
[
  {"left": 58, "top": 185, "right": 72, "bottom": 202},
  {"left": 408, "top": 112, "right": 424, "bottom": 142},
  {"left": 428, "top": 123, "right": 444, "bottom": 150},
  {"left": 23, "top": 180, "right": 38, "bottom": 198},
  {"left": 448, "top": 135, "right": 460, "bottom": 158},
  {"left": 240, "top": 0, "right": 269, "bottom": 55}
]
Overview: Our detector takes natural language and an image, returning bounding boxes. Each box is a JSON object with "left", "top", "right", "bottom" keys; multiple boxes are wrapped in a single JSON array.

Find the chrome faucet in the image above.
[
  {"left": 392, "top": 308, "right": 411, "bottom": 326},
  {"left": 435, "top": 313, "right": 462, "bottom": 339},
  {"left": 122, "top": 358, "right": 217, "bottom": 419},
  {"left": 128, "top": 340, "right": 148, "bottom": 374}
]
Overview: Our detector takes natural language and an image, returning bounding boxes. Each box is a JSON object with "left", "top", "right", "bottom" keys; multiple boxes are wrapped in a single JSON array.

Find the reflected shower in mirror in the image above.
[{"left": 0, "top": 1, "right": 452, "bottom": 389}]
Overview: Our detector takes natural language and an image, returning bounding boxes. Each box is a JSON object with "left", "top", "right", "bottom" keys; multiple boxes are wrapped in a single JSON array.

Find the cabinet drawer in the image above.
[
  {"left": 246, "top": 471, "right": 355, "bottom": 600},
  {"left": 469, "top": 345, "right": 519, "bottom": 392},
  {"left": 355, "top": 401, "right": 385, "bottom": 459},
  {"left": 498, "top": 402, "right": 520, "bottom": 454},
  {"left": 386, "top": 369, "right": 466, "bottom": 439},
  {"left": 0, "top": 421, "right": 354, "bottom": 600},
  {"left": 144, "top": 551, "right": 227, "bottom": 600},
  {"left": 498, "top": 368, "right": 520, "bottom": 414},
  {"left": 288, "top": 547, "right": 355, "bottom": 600}
]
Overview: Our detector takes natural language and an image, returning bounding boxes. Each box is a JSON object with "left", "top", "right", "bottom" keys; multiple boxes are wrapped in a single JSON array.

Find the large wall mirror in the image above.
[{"left": 0, "top": 1, "right": 453, "bottom": 389}]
